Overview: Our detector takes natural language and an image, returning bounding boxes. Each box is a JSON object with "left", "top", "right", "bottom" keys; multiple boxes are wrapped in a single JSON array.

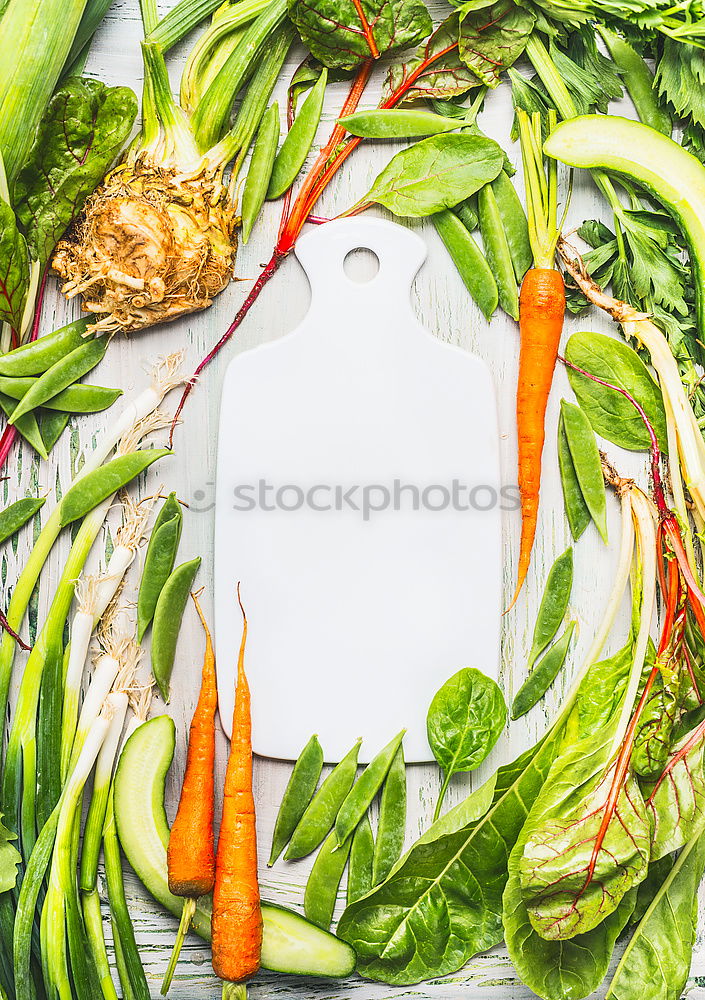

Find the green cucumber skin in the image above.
[
  {"left": 114, "top": 716, "right": 356, "bottom": 979},
  {"left": 544, "top": 114, "right": 705, "bottom": 335}
]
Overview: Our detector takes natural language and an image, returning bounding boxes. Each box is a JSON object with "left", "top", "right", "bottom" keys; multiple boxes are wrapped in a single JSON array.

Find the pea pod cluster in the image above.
[
  {"left": 269, "top": 732, "right": 408, "bottom": 930},
  {"left": 0, "top": 320, "right": 121, "bottom": 457},
  {"left": 559, "top": 399, "right": 608, "bottom": 543}
]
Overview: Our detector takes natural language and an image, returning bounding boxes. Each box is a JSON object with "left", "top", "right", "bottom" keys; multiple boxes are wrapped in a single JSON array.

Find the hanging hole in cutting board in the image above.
[{"left": 343, "top": 247, "right": 380, "bottom": 284}]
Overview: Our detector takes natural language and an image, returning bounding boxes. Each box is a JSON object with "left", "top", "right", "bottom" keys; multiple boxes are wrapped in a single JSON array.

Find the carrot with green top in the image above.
[
  {"left": 509, "top": 109, "right": 567, "bottom": 610},
  {"left": 162, "top": 589, "right": 218, "bottom": 995},
  {"left": 212, "top": 584, "right": 262, "bottom": 998}
]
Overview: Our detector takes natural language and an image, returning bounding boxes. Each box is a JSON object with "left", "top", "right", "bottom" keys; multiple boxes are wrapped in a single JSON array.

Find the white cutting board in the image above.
[{"left": 214, "top": 217, "right": 501, "bottom": 762}]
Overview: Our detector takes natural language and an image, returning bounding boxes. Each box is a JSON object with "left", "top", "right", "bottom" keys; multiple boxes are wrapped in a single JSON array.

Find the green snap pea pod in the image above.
[
  {"left": 347, "top": 814, "right": 374, "bottom": 905},
  {"left": 285, "top": 739, "right": 361, "bottom": 860},
  {"left": 339, "top": 109, "right": 459, "bottom": 139},
  {"left": 371, "top": 743, "right": 406, "bottom": 885},
  {"left": 268, "top": 734, "right": 324, "bottom": 866},
  {"left": 60, "top": 449, "right": 172, "bottom": 527},
  {"left": 152, "top": 491, "right": 182, "bottom": 535},
  {"left": 558, "top": 411, "right": 590, "bottom": 541},
  {"left": 241, "top": 103, "right": 280, "bottom": 244},
  {"left": 136, "top": 502, "right": 183, "bottom": 642},
  {"left": 39, "top": 410, "right": 70, "bottom": 454},
  {"left": 511, "top": 621, "right": 576, "bottom": 720},
  {"left": 0, "top": 393, "right": 48, "bottom": 459},
  {"left": 477, "top": 183, "right": 519, "bottom": 321},
  {"left": 303, "top": 829, "right": 352, "bottom": 931},
  {"left": 151, "top": 557, "right": 202, "bottom": 701},
  {"left": 598, "top": 26, "right": 671, "bottom": 136},
  {"left": 455, "top": 196, "right": 478, "bottom": 233},
  {"left": 528, "top": 546, "right": 573, "bottom": 670},
  {"left": 561, "top": 399, "right": 608, "bottom": 543},
  {"left": 0, "top": 319, "right": 89, "bottom": 377},
  {"left": 0, "top": 376, "right": 122, "bottom": 413},
  {"left": 433, "top": 209, "right": 498, "bottom": 320},
  {"left": 490, "top": 171, "right": 532, "bottom": 282},
  {"left": 0, "top": 497, "right": 45, "bottom": 545},
  {"left": 10, "top": 337, "right": 109, "bottom": 424},
  {"left": 267, "top": 68, "right": 328, "bottom": 200},
  {"left": 335, "top": 731, "right": 405, "bottom": 848}
]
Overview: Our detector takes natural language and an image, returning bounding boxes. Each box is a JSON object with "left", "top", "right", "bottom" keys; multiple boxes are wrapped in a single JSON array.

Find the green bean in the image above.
[
  {"left": 528, "top": 546, "right": 573, "bottom": 670},
  {"left": 303, "top": 829, "right": 351, "bottom": 930},
  {"left": 558, "top": 411, "right": 590, "bottom": 541},
  {"left": 433, "top": 209, "right": 498, "bottom": 320},
  {"left": 0, "top": 319, "right": 89, "bottom": 377},
  {"left": 60, "top": 449, "right": 172, "bottom": 527},
  {"left": 136, "top": 498, "right": 183, "bottom": 641},
  {"left": 491, "top": 171, "right": 532, "bottom": 282},
  {"left": 372, "top": 743, "right": 406, "bottom": 885},
  {"left": 0, "top": 497, "right": 44, "bottom": 545},
  {"left": 0, "top": 392, "right": 48, "bottom": 459},
  {"left": 151, "top": 557, "right": 202, "bottom": 701},
  {"left": 335, "top": 731, "right": 405, "bottom": 848},
  {"left": 561, "top": 399, "right": 608, "bottom": 543},
  {"left": 340, "top": 109, "right": 459, "bottom": 139},
  {"left": 0, "top": 376, "right": 122, "bottom": 413},
  {"left": 285, "top": 739, "right": 361, "bottom": 860},
  {"left": 478, "top": 183, "right": 519, "bottom": 321},
  {"left": 267, "top": 68, "right": 328, "bottom": 200},
  {"left": 241, "top": 103, "right": 280, "bottom": 244},
  {"left": 39, "top": 410, "right": 70, "bottom": 453},
  {"left": 268, "top": 734, "right": 323, "bottom": 866},
  {"left": 455, "top": 196, "right": 478, "bottom": 233},
  {"left": 512, "top": 621, "right": 576, "bottom": 720},
  {"left": 9, "top": 336, "right": 109, "bottom": 423},
  {"left": 347, "top": 814, "right": 374, "bottom": 905},
  {"left": 598, "top": 26, "right": 671, "bottom": 136}
]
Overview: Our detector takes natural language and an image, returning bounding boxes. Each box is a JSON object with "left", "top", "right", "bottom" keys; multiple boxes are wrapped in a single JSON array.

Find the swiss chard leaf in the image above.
[
  {"left": 14, "top": 77, "right": 137, "bottom": 267},
  {"left": 0, "top": 201, "right": 30, "bottom": 335},
  {"left": 518, "top": 723, "right": 650, "bottom": 940},
  {"left": 337, "top": 732, "right": 560, "bottom": 985},
  {"left": 427, "top": 667, "right": 506, "bottom": 776},
  {"left": 383, "top": 13, "right": 482, "bottom": 103},
  {"left": 458, "top": 0, "right": 534, "bottom": 88},
  {"left": 564, "top": 331, "right": 668, "bottom": 453},
  {"left": 0, "top": 811, "right": 20, "bottom": 893},
  {"left": 576, "top": 641, "right": 633, "bottom": 737},
  {"left": 646, "top": 720, "right": 705, "bottom": 861},
  {"left": 632, "top": 632, "right": 686, "bottom": 779},
  {"left": 606, "top": 832, "right": 705, "bottom": 1000},
  {"left": 288, "top": 0, "right": 432, "bottom": 71},
  {"left": 363, "top": 132, "right": 503, "bottom": 216}
]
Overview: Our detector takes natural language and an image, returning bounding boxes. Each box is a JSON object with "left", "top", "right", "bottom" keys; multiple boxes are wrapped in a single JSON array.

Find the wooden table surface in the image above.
[{"left": 5, "top": 3, "right": 704, "bottom": 996}]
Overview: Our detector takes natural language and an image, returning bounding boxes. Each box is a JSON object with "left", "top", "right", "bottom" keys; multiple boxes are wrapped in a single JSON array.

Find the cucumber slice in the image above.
[
  {"left": 544, "top": 114, "right": 705, "bottom": 336},
  {"left": 114, "top": 715, "right": 356, "bottom": 979}
]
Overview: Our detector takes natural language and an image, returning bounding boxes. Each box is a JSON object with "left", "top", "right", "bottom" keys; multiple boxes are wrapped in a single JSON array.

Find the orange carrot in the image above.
[
  {"left": 211, "top": 584, "right": 262, "bottom": 987},
  {"left": 162, "top": 589, "right": 218, "bottom": 995},
  {"left": 511, "top": 268, "right": 566, "bottom": 607},
  {"left": 508, "top": 108, "right": 567, "bottom": 610}
]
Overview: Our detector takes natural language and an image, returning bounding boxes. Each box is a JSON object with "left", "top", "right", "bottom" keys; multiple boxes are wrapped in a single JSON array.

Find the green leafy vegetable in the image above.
[
  {"left": 0, "top": 200, "right": 29, "bottom": 335},
  {"left": 362, "top": 133, "right": 504, "bottom": 217},
  {"left": 383, "top": 13, "right": 483, "bottom": 102},
  {"left": 646, "top": 721, "right": 705, "bottom": 861},
  {"left": 458, "top": 0, "right": 534, "bottom": 88},
  {"left": 288, "top": 0, "right": 432, "bottom": 71},
  {"left": 527, "top": 547, "right": 573, "bottom": 670},
  {"left": 427, "top": 667, "right": 506, "bottom": 819},
  {"left": 14, "top": 78, "right": 137, "bottom": 267},
  {"left": 576, "top": 640, "right": 633, "bottom": 737},
  {"left": 564, "top": 332, "right": 668, "bottom": 453},
  {"left": 0, "top": 811, "right": 20, "bottom": 892}
]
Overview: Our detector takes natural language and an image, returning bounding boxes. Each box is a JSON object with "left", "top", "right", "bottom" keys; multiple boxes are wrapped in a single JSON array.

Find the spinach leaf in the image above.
[
  {"left": 0, "top": 810, "right": 20, "bottom": 893},
  {"left": 504, "top": 814, "right": 636, "bottom": 1000},
  {"left": 288, "top": 0, "right": 432, "bottom": 71},
  {"left": 0, "top": 201, "right": 29, "bottom": 335},
  {"left": 363, "top": 133, "right": 503, "bottom": 216},
  {"left": 427, "top": 667, "right": 506, "bottom": 816},
  {"left": 564, "top": 332, "right": 668, "bottom": 453},
  {"left": 646, "top": 722, "right": 705, "bottom": 861},
  {"left": 528, "top": 547, "right": 573, "bottom": 670},
  {"left": 337, "top": 731, "right": 561, "bottom": 985},
  {"left": 384, "top": 13, "right": 483, "bottom": 102},
  {"left": 518, "top": 721, "right": 650, "bottom": 939},
  {"left": 458, "top": 0, "right": 534, "bottom": 87},
  {"left": 14, "top": 78, "right": 137, "bottom": 267},
  {"left": 606, "top": 832, "right": 705, "bottom": 1000}
]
